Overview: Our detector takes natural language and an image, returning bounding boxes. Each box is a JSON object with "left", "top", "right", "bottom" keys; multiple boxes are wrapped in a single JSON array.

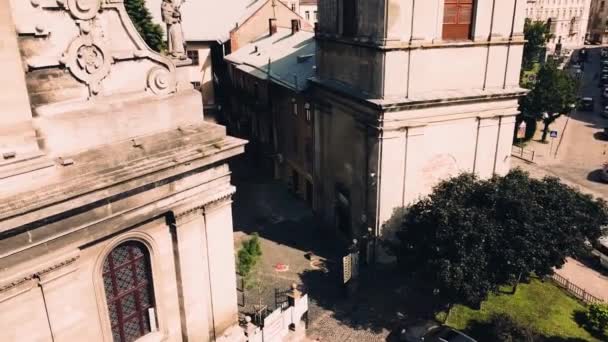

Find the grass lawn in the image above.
[{"left": 444, "top": 278, "right": 602, "bottom": 341}]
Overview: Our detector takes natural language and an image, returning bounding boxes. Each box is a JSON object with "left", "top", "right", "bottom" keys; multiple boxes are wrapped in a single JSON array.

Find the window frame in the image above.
[
  {"left": 95, "top": 235, "right": 162, "bottom": 342},
  {"left": 442, "top": 0, "right": 476, "bottom": 41},
  {"left": 102, "top": 240, "right": 157, "bottom": 342},
  {"left": 186, "top": 50, "right": 199, "bottom": 65}
]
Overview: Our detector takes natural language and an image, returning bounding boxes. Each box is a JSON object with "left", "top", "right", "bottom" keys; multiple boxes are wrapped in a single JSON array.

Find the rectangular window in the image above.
[
  {"left": 342, "top": 0, "right": 357, "bottom": 37},
  {"left": 306, "top": 11, "right": 310, "bottom": 20},
  {"left": 292, "top": 99, "right": 298, "bottom": 116},
  {"left": 305, "top": 103, "right": 311, "bottom": 122},
  {"left": 314, "top": 11, "right": 318, "bottom": 20},
  {"left": 442, "top": 0, "right": 474, "bottom": 40},
  {"left": 187, "top": 50, "right": 199, "bottom": 65}
]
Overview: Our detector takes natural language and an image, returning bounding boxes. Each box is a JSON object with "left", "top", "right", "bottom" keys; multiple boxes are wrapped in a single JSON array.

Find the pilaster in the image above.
[{"left": 172, "top": 206, "right": 212, "bottom": 342}]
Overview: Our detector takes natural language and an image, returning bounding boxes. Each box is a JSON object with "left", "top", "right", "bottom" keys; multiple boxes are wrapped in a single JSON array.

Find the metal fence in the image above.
[
  {"left": 512, "top": 145, "right": 536, "bottom": 163},
  {"left": 550, "top": 273, "right": 606, "bottom": 305}
]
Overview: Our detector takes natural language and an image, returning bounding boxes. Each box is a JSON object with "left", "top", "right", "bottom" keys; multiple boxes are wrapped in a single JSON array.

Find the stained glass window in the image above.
[{"left": 102, "top": 241, "right": 155, "bottom": 342}]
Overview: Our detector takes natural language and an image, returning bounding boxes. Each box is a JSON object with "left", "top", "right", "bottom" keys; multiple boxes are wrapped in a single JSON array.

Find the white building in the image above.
[
  {"left": 282, "top": 0, "right": 318, "bottom": 25},
  {"left": 525, "top": 0, "right": 591, "bottom": 52},
  {"left": 589, "top": 0, "right": 608, "bottom": 43}
]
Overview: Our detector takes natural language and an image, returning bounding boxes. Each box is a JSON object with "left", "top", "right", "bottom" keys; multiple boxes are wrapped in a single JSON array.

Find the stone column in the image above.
[
  {"left": 202, "top": 194, "right": 241, "bottom": 338},
  {"left": 473, "top": 116, "right": 501, "bottom": 179},
  {"left": 173, "top": 206, "right": 212, "bottom": 342}
]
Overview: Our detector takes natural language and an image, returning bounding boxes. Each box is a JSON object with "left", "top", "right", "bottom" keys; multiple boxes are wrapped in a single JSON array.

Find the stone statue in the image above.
[{"left": 161, "top": 0, "right": 186, "bottom": 59}]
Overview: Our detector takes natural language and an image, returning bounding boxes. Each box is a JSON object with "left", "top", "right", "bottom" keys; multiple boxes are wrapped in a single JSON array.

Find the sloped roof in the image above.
[
  {"left": 179, "top": 0, "right": 263, "bottom": 42},
  {"left": 224, "top": 28, "right": 316, "bottom": 92}
]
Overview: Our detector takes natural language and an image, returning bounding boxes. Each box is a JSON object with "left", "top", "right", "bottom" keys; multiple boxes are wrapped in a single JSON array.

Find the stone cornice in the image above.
[
  {"left": 173, "top": 186, "right": 236, "bottom": 224},
  {"left": 0, "top": 254, "right": 80, "bottom": 301},
  {"left": 315, "top": 34, "right": 526, "bottom": 51}
]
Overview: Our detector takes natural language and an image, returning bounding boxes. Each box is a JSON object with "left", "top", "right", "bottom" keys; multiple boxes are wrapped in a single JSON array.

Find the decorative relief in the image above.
[
  {"left": 60, "top": 21, "right": 112, "bottom": 96},
  {"left": 147, "top": 66, "right": 175, "bottom": 96},
  {"left": 66, "top": 0, "right": 101, "bottom": 20}
]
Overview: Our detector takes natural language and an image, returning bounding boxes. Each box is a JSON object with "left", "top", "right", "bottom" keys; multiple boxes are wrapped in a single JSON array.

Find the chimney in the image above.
[
  {"left": 269, "top": 18, "right": 277, "bottom": 35},
  {"left": 291, "top": 19, "right": 300, "bottom": 34}
]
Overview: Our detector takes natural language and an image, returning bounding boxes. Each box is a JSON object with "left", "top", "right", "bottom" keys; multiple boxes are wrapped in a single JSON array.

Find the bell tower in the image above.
[
  {"left": 315, "top": 0, "right": 527, "bottom": 99},
  {"left": 310, "top": 1, "right": 529, "bottom": 244}
]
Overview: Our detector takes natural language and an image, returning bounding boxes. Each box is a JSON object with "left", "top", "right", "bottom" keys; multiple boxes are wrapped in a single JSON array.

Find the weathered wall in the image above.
[
  {"left": 316, "top": 0, "right": 526, "bottom": 99},
  {"left": 0, "top": 166, "right": 242, "bottom": 342},
  {"left": 185, "top": 41, "right": 215, "bottom": 107}
]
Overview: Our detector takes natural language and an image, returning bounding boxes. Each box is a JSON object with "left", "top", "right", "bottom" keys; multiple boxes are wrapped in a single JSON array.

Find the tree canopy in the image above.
[
  {"left": 391, "top": 170, "right": 608, "bottom": 309},
  {"left": 522, "top": 19, "right": 549, "bottom": 71},
  {"left": 519, "top": 60, "right": 578, "bottom": 141},
  {"left": 125, "top": 0, "right": 166, "bottom": 52}
]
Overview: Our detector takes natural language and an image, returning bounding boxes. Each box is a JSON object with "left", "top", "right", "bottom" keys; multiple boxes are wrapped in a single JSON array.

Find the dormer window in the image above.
[{"left": 442, "top": 0, "right": 474, "bottom": 40}]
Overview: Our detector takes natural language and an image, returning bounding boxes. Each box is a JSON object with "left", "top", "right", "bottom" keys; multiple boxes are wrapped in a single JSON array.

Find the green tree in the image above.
[
  {"left": 585, "top": 303, "right": 608, "bottom": 333},
  {"left": 124, "top": 0, "right": 166, "bottom": 52},
  {"left": 522, "top": 19, "right": 549, "bottom": 71},
  {"left": 237, "top": 233, "right": 263, "bottom": 280},
  {"left": 519, "top": 60, "right": 578, "bottom": 142},
  {"left": 391, "top": 170, "right": 608, "bottom": 312}
]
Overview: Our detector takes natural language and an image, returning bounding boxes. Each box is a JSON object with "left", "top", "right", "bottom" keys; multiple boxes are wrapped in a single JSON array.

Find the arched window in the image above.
[{"left": 103, "top": 241, "right": 156, "bottom": 342}]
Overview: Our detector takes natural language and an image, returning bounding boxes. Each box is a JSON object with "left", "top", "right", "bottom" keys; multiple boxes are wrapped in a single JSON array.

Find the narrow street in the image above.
[{"left": 522, "top": 47, "right": 608, "bottom": 199}]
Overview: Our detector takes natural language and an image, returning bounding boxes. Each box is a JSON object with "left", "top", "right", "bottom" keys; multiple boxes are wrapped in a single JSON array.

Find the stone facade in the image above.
[
  {"left": 0, "top": 0, "right": 246, "bottom": 341},
  {"left": 589, "top": 0, "right": 608, "bottom": 43},
  {"left": 314, "top": 0, "right": 527, "bottom": 248},
  {"left": 525, "top": 0, "right": 591, "bottom": 51}
]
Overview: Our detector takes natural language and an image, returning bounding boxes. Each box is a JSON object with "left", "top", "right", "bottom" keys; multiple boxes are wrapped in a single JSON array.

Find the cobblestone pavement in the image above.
[{"left": 230, "top": 157, "right": 412, "bottom": 341}]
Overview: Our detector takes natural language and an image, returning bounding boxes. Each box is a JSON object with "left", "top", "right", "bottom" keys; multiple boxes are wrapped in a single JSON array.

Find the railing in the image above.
[
  {"left": 512, "top": 145, "right": 536, "bottom": 163},
  {"left": 550, "top": 273, "right": 606, "bottom": 305}
]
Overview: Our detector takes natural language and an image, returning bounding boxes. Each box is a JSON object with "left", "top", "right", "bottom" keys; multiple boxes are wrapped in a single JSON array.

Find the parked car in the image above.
[
  {"left": 581, "top": 97, "right": 594, "bottom": 111},
  {"left": 593, "top": 236, "right": 608, "bottom": 270},
  {"left": 422, "top": 326, "right": 477, "bottom": 342},
  {"left": 601, "top": 163, "right": 608, "bottom": 183}
]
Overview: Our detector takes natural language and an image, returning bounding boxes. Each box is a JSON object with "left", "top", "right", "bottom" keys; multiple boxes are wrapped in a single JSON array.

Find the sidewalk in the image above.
[{"left": 554, "top": 257, "right": 608, "bottom": 302}]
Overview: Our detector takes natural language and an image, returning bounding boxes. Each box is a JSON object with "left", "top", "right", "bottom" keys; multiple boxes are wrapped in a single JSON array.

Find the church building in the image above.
[{"left": 0, "top": 0, "right": 246, "bottom": 341}]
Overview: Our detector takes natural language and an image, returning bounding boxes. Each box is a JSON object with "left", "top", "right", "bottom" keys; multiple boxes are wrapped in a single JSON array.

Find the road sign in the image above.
[{"left": 550, "top": 130, "right": 558, "bottom": 138}]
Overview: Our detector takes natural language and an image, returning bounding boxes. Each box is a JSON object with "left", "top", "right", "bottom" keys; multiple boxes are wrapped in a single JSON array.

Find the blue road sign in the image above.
[{"left": 550, "top": 130, "right": 558, "bottom": 138}]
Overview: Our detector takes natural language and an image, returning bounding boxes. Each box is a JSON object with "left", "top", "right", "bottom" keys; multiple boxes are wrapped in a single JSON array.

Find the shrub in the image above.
[
  {"left": 237, "top": 233, "right": 262, "bottom": 278},
  {"left": 585, "top": 303, "right": 608, "bottom": 332}
]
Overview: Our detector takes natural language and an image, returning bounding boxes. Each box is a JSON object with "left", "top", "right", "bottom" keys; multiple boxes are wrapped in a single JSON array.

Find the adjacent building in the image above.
[
  {"left": 147, "top": 0, "right": 311, "bottom": 121},
  {"left": 282, "top": 0, "right": 319, "bottom": 25},
  {"left": 525, "top": 0, "right": 591, "bottom": 52},
  {"left": 0, "top": 0, "right": 246, "bottom": 341},
  {"left": 589, "top": 0, "right": 608, "bottom": 43},
  {"left": 227, "top": 0, "right": 528, "bottom": 257},
  {"left": 225, "top": 22, "right": 316, "bottom": 206}
]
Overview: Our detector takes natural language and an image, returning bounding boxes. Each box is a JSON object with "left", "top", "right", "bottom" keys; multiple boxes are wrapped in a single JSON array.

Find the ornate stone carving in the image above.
[
  {"left": 147, "top": 66, "right": 175, "bottom": 95},
  {"left": 66, "top": 0, "right": 101, "bottom": 20},
  {"left": 60, "top": 22, "right": 112, "bottom": 96},
  {"left": 161, "top": 0, "right": 187, "bottom": 59}
]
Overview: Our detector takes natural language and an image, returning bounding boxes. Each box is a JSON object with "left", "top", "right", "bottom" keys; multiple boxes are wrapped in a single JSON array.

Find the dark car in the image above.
[
  {"left": 422, "top": 326, "right": 477, "bottom": 342},
  {"left": 581, "top": 97, "right": 594, "bottom": 111}
]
